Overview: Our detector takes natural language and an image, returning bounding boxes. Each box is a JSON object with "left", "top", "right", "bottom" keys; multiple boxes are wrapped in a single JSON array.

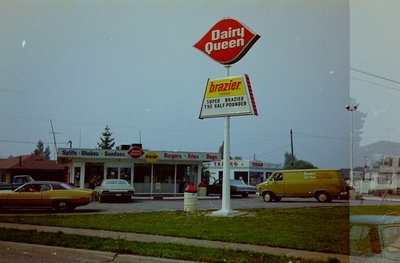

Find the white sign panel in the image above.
[{"left": 199, "top": 74, "right": 258, "bottom": 119}]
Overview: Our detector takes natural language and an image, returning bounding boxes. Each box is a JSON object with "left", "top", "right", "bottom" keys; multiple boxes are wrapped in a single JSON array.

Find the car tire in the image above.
[
  {"left": 54, "top": 200, "right": 70, "bottom": 212},
  {"left": 316, "top": 192, "right": 331, "bottom": 202},
  {"left": 242, "top": 193, "right": 248, "bottom": 198},
  {"left": 263, "top": 192, "right": 273, "bottom": 202},
  {"left": 99, "top": 195, "right": 104, "bottom": 203}
]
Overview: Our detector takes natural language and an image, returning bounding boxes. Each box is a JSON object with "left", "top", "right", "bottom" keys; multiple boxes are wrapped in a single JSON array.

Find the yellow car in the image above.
[{"left": 0, "top": 181, "right": 94, "bottom": 212}]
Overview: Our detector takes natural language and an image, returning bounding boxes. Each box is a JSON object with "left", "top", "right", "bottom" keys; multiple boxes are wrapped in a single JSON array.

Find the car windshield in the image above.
[
  {"left": 230, "top": 180, "right": 247, "bottom": 186},
  {"left": 103, "top": 180, "right": 129, "bottom": 186},
  {"left": 382, "top": 225, "right": 400, "bottom": 258},
  {"left": 213, "top": 180, "right": 248, "bottom": 185},
  {"left": 59, "top": 182, "right": 74, "bottom": 190},
  {"left": 350, "top": 224, "right": 381, "bottom": 256}
]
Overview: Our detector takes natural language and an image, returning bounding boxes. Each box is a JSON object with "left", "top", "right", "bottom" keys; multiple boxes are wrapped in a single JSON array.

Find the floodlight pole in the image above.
[{"left": 346, "top": 104, "right": 358, "bottom": 188}]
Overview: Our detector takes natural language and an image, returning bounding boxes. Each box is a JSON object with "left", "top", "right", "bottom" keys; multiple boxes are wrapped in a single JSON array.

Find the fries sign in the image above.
[{"left": 199, "top": 74, "right": 258, "bottom": 119}]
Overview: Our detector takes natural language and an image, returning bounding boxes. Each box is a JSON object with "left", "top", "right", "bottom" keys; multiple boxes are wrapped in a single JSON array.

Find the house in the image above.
[
  {"left": 0, "top": 155, "right": 66, "bottom": 183},
  {"left": 353, "top": 155, "right": 400, "bottom": 195}
]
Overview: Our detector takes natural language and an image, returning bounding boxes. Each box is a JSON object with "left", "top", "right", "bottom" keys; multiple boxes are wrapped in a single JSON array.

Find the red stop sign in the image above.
[
  {"left": 194, "top": 18, "right": 260, "bottom": 65},
  {"left": 127, "top": 146, "right": 144, "bottom": 159}
]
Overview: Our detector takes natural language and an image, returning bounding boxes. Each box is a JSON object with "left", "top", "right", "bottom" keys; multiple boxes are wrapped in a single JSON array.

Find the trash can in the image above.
[
  {"left": 198, "top": 182, "right": 207, "bottom": 197},
  {"left": 184, "top": 185, "right": 198, "bottom": 212}
]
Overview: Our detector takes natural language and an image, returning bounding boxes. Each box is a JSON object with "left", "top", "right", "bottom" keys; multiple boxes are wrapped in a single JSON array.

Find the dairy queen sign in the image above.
[{"left": 194, "top": 17, "right": 260, "bottom": 65}]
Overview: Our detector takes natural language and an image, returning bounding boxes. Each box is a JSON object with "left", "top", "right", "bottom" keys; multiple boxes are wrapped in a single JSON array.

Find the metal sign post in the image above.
[
  {"left": 213, "top": 66, "right": 236, "bottom": 216},
  {"left": 194, "top": 18, "right": 260, "bottom": 217}
]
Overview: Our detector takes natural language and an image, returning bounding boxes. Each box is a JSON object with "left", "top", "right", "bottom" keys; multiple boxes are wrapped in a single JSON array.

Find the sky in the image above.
[
  {"left": 1, "top": 0, "right": 391, "bottom": 169},
  {"left": 350, "top": 0, "right": 400, "bottom": 150}
]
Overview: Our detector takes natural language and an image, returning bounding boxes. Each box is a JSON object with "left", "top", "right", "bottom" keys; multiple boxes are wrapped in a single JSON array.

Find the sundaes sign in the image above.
[{"left": 194, "top": 18, "right": 260, "bottom": 65}]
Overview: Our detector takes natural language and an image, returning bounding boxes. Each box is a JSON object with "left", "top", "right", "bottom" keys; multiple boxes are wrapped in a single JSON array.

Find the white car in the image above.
[{"left": 95, "top": 179, "right": 135, "bottom": 203}]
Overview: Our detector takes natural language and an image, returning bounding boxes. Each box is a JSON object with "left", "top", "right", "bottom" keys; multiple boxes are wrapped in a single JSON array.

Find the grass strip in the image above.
[
  {"left": 1, "top": 206, "right": 398, "bottom": 256},
  {"left": 0, "top": 228, "right": 336, "bottom": 263},
  {"left": 0, "top": 207, "right": 351, "bottom": 254}
]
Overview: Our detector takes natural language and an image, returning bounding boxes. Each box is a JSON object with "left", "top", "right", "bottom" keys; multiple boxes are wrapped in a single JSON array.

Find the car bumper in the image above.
[
  {"left": 232, "top": 190, "right": 256, "bottom": 195},
  {"left": 99, "top": 191, "right": 134, "bottom": 198}
]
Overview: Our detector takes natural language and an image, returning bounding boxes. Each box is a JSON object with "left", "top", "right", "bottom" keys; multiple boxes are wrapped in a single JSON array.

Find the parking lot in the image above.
[
  {"left": 75, "top": 195, "right": 352, "bottom": 214},
  {"left": 2, "top": 194, "right": 398, "bottom": 215}
]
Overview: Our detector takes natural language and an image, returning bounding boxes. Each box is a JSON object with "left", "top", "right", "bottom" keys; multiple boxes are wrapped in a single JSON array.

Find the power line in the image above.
[
  {"left": 351, "top": 77, "right": 400, "bottom": 92},
  {"left": 0, "top": 139, "right": 66, "bottom": 145},
  {"left": 255, "top": 144, "right": 291, "bottom": 157},
  {"left": 294, "top": 132, "right": 348, "bottom": 142},
  {"left": 350, "top": 67, "right": 400, "bottom": 85}
]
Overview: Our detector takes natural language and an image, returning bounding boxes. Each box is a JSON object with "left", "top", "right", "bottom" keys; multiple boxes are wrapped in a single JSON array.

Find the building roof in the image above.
[
  {"left": 362, "top": 141, "right": 400, "bottom": 157},
  {"left": 0, "top": 155, "right": 64, "bottom": 170}
]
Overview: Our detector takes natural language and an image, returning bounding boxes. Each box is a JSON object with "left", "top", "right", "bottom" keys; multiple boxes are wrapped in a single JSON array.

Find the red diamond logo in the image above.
[
  {"left": 127, "top": 146, "right": 144, "bottom": 159},
  {"left": 194, "top": 18, "right": 260, "bottom": 65}
]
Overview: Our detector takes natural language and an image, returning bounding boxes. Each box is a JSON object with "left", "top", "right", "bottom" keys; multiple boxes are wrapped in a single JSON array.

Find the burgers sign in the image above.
[{"left": 194, "top": 18, "right": 260, "bottom": 65}]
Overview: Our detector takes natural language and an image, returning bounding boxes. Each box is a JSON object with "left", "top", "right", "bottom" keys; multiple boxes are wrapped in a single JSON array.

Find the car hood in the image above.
[{"left": 0, "top": 190, "right": 14, "bottom": 194}]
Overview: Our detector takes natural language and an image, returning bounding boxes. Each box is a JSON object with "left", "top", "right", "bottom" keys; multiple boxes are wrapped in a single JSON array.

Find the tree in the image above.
[
  {"left": 284, "top": 152, "right": 297, "bottom": 167},
  {"left": 32, "top": 140, "right": 51, "bottom": 159},
  {"left": 282, "top": 152, "right": 317, "bottom": 169},
  {"left": 97, "top": 125, "right": 115, "bottom": 149}
]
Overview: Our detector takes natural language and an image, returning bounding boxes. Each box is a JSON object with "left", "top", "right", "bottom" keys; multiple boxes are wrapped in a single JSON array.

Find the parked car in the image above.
[
  {"left": 350, "top": 215, "right": 400, "bottom": 263},
  {"left": 207, "top": 179, "right": 256, "bottom": 198},
  {"left": 95, "top": 179, "right": 135, "bottom": 203},
  {"left": 0, "top": 181, "right": 94, "bottom": 212},
  {"left": 0, "top": 175, "right": 34, "bottom": 191}
]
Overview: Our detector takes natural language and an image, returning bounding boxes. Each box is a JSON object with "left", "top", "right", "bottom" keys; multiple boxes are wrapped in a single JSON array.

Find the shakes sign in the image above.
[
  {"left": 199, "top": 74, "right": 258, "bottom": 119},
  {"left": 194, "top": 18, "right": 260, "bottom": 65}
]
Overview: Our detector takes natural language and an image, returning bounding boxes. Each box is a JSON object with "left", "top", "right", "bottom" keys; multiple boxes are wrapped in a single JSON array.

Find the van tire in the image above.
[
  {"left": 315, "top": 192, "right": 331, "bottom": 202},
  {"left": 263, "top": 192, "right": 273, "bottom": 202}
]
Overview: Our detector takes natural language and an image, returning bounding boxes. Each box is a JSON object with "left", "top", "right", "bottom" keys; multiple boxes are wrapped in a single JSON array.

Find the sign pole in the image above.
[
  {"left": 195, "top": 17, "right": 260, "bottom": 217},
  {"left": 213, "top": 65, "right": 239, "bottom": 216},
  {"left": 221, "top": 115, "right": 231, "bottom": 212},
  {"left": 222, "top": 65, "right": 231, "bottom": 213}
]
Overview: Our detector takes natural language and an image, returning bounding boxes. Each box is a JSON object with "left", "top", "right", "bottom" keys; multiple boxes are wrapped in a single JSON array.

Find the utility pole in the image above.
[
  {"left": 50, "top": 120, "right": 58, "bottom": 160},
  {"left": 290, "top": 129, "right": 294, "bottom": 167}
]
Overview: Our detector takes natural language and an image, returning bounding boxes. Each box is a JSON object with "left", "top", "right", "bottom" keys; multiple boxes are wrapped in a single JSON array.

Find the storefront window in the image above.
[
  {"left": 153, "top": 164, "right": 175, "bottom": 194},
  {"left": 134, "top": 163, "right": 152, "bottom": 193},
  {"left": 73, "top": 167, "right": 81, "bottom": 187},
  {"left": 120, "top": 167, "right": 131, "bottom": 182},
  {"left": 176, "top": 165, "right": 198, "bottom": 193},
  {"left": 249, "top": 171, "right": 264, "bottom": 186},
  {"left": 106, "top": 167, "right": 118, "bottom": 179},
  {"left": 234, "top": 172, "right": 248, "bottom": 183},
  {"left": 85, "top": 163, "right": 103, "bottom": 189}
]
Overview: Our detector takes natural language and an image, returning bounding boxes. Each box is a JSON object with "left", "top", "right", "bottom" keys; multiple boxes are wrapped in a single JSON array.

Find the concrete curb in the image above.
[{"left": 0, "top": 241, "right": 195, "bottom": 263}]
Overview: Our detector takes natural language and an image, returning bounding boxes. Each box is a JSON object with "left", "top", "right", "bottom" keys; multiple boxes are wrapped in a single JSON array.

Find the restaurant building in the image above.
[
  {"left": 57, "top": 145, "right": 220, "bottom": 196},
  {"left": 204, "top": 160, "right": 282, "bottom": 186}
]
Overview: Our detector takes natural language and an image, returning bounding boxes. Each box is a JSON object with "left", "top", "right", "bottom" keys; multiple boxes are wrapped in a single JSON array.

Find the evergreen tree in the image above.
[
  {"left": 44, "top": 146, "right": 51, "bottom": 159},
  {"left": 32, "top": 140, "right": 51, "bottom": 159},
  {"left": 284, "top": 152, "right": 297, "bottom": 167},
  {"left": 97, "top": 125, "right": 115, "bottom": 149},
  {"left": 282, "top": 152, "right": 317, "bottom": 169}
]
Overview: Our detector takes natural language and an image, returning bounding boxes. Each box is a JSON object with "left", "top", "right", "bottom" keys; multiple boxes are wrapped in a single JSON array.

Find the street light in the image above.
[{"left": 346, "top": 104, "right": 358, "bottom": 188}]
